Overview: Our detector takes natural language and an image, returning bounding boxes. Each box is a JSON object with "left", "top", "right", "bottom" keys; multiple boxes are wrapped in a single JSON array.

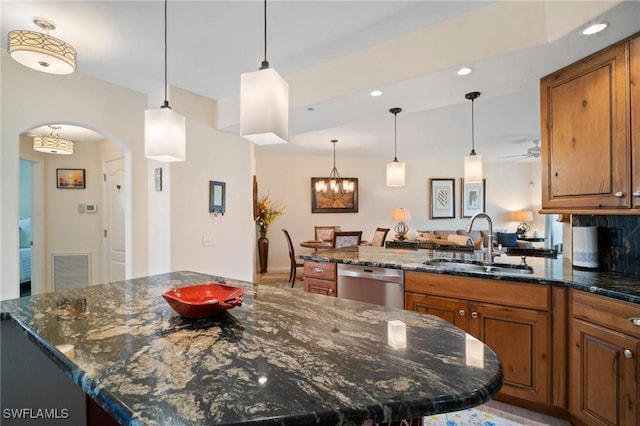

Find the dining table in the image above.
[{"left": 300, "top": 240, "right": 333, "bottom": 250}]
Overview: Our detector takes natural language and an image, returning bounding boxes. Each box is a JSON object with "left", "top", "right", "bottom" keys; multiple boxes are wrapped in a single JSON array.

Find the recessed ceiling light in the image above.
[
  {"left": 582, "top": 23, "right": 608, "bottom": 35},
  {"left": 457, "top": 67, "right": 473, "bottom": 76},
  {"left": 370, "top": 90, "right": 382, "bottom": 97}
]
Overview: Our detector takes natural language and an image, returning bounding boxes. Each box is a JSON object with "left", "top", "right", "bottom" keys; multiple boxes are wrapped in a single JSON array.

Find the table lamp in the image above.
[
  {"left": 513, "top": 210, "right": 534, "bottom": 237},
  {"left": 392, "top": 208, "right": 411, "bottom": 240}
]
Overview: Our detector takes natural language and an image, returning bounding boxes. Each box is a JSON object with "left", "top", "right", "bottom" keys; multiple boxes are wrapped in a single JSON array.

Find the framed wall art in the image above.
[
  {"left": 461, "top": 178, "right": 486, "bottom": 218},
  {"left": 209, "top": 181, "right": 226, "bottom": 215},
  {"left": 56, "top": 168, "right": 85, "bottom": 189},
  {"left": 310, "top": 177, "right": 358, "bottom": 213},
  {"left": 429, "top": 178, "right": 455, "bottom": 219}
]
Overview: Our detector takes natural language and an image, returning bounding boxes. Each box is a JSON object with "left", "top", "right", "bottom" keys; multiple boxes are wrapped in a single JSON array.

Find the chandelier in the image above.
[
  {"left": 7, "top": 18, "right": 77, "bottom": 75},
  {"left": 33, "top": 125, "right": 74, "bottom": 155},
  {"left": 315, "top": 140, "right": 354, "bottom": 195}
]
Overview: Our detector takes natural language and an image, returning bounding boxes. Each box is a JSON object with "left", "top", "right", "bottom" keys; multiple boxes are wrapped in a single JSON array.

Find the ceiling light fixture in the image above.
[
  {"left": 315, "top": 139, "right": 354, "bottom": 195},
  {"left": 464, "top": 91, "right": 483, "bottom": 183},
  {"left": 582, "top": 23, "right": 608, "bottom": 35},
  {"left": 33, "top": 125, "right": 74, "bottom": 155},
  {"left": 457, "top": 67, "right": 472, "bottom": 76},
  {"left": 240, "top": 0, "right": 289, "bottom": 145},
  {"left": 144, "top": 0, "right": 186, "bottom": 162},
  {"left": 370, "top": 90, "right": 382, "bottom": 97},
  {"left": 386, "top": 107, "right": 405, "bottom": 187},
  {"left": 7, "top": 18, "right": 77, "bottom": 75}
]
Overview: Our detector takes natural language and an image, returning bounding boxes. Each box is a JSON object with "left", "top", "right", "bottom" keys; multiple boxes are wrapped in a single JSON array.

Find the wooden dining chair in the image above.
[
  {"left": 282, "top": 229, "right": 304, "bottom": 288},
  {"left": 333, "top": 231, "right": 363, "bottom": 248},
  {"left": 370, "top": 228, "right": 390, "bottom": 247},
  {"left": 314, "top": 226, "right": 338, "bottom": 242}
]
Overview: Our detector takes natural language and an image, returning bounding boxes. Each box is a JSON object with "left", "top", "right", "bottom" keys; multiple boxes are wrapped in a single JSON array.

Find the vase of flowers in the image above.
[{"left": 255, "top": 194, "right": 285, "bottom": 273}]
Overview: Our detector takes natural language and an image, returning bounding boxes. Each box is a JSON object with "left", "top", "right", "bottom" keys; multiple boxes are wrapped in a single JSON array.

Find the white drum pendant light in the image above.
[
  {"left": 464, "top": 91, "right": 482, "bottom": 183},
  {"left": 240, "top": 0, "right": 289, "bottom": 145},
  {"left": 386, "top": 107, "right": 405, "bottom": 187},
  {"left": 8, "top": 18, "right": 77, "bottom": 75},
  {"left": 145, "top": 0, "right": 186, "bottom": 162}
]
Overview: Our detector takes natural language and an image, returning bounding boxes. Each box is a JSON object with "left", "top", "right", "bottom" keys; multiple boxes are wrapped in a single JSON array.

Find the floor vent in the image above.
[{"left": 52, "top": 253, "right": 90, "bottom": 291}]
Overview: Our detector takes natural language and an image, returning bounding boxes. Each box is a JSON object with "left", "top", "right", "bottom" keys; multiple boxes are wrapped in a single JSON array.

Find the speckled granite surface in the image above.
[
  {"left": 301, "top": 246, "right": 640, "bottom": 304},
  {"left": 0, "top": 271, "right": 503, "bottom": 426}
]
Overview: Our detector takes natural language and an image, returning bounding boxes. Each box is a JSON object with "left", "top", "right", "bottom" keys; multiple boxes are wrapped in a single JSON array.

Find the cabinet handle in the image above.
[
  {"left": 615, "top": 191, "right": 624, "bottom": 198},
  {"left": 624, "top": 349, "right": 633, "bottom": 359},
  {"left": 313, "top": 267, "right": 324, "bottom": 273},
  {"left": 458, "top": 309, "right": 465, "bottom": 316},
  {"left": 328, "top": 289, "right": 334, "bottom": 294},
  {"left": 633, "top": 191, "right": 640, "bottom": 198},
  {"left": 471, "top": 312, "right": 478, "bottom": 319},
  {"left": 628, "top": 317, "right": 640, "bottom": 326}
]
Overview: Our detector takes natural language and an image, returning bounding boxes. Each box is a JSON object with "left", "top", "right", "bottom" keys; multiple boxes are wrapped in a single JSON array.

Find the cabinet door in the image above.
[
  {"left": 469, "top": 302, "right": 551, "bottom": 404},
  {"left": 631, "top": 35, "right": 640, "bottom": 208},
  {"left": 405, "top": 292, "right": 468, "bottom": 330},
  {"left": 304, "top": 277, "right": 336, "bottom": 297},
  {"left": 570, "top": 318, "right": 639, "bottom": 426},
  {"left": 541, "top": 42, "right": 630, "bottom": 209}
]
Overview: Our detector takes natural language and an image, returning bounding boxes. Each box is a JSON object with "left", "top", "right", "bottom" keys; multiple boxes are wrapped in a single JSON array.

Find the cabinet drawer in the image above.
[
  {"left": 304, "top": 261, "right": 336, "bottom": 281},
  {"left": 572, "top": 290, "right": 640, "bottom": 338},
  {"left": 304, "top": 277, "right": 337, "bottom": 296}
]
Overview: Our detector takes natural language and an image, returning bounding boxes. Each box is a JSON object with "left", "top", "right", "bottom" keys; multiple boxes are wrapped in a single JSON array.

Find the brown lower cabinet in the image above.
[
  {"left": 303, "top": 260, "right": 337, "bottom": 296},
  {"left": 405, "top": 271, "right": 552, "bottom": 405},
  {"left": 570, "top": 291, "right": 640, "bottom": 426}
]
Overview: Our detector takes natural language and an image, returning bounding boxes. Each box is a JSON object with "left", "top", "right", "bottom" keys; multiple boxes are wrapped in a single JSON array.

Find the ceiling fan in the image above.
[{"left": 499, "top": 139, "right": 541, "bottom": 160}]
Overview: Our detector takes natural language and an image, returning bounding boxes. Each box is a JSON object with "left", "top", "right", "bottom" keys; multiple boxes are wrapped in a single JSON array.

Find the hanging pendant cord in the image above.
[
  {"left": 393, "top": 113, "right": 398, "bottom": 161},
  {"left": 471, "top": 98, "right": 475, "bottom": 153},
  {"left": 260, "top": 0, "right": 269, "bottom": 69},
  {"left": 162, "top": 0, "right": 169, "bottom": 108}
]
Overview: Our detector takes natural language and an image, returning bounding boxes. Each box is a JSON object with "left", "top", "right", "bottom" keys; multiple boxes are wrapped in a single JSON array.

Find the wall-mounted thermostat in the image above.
[{"left": 86, "top": 204, "right": 98, "bottom": 213}]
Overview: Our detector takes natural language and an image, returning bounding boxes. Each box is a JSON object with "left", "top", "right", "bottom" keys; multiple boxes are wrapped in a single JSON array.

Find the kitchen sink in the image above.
[{"left": 423, "top": 259, "right": 534, "bottom": 275}]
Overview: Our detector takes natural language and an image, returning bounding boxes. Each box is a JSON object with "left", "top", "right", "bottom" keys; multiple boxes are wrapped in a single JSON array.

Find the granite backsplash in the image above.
[{"left": 573, "top": 215, "right": 640, "bottom": 276}]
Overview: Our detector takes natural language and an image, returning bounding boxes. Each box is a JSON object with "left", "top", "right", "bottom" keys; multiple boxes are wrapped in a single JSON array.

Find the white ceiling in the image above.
[{"left": 3, "top": 1, "right": 640, "bottom": 161}]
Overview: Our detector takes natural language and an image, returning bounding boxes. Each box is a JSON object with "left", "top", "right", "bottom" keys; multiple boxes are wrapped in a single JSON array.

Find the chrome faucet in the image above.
[{"left": 465, "top": 212, "right": 493, "bottom": 264}]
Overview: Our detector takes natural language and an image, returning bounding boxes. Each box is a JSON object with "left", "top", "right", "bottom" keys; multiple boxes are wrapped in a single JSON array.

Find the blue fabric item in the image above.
[{"left": 496, "top": 232, "right": 519, "bottom": 247}]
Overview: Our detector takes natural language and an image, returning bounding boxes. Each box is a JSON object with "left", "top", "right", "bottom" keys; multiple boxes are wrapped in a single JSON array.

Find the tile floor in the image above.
[{"left": 254, "top": 270, "right": 571, "bottom": 426}]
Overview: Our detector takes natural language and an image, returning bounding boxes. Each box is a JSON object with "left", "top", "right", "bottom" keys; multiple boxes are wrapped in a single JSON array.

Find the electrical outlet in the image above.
[
  {"left": 610, "top": 228, "right": 622, "bottom": 246},
  {"left": 202, "top": 235, "right": 215, "bottom": 247}
]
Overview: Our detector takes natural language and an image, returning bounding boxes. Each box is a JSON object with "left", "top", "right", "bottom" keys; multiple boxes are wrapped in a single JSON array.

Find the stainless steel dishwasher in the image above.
[{"left": 337, "top": 264, "right": 404, "bottom": 308}]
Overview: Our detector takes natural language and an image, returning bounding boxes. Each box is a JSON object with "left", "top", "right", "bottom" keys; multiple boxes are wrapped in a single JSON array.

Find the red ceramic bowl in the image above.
[{"left": 162, "top": 283, "right": 244, "bottom": 319}]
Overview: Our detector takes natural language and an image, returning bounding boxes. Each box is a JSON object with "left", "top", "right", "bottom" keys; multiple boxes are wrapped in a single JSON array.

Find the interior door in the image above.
[{"left": 103, "top": 157, "right": 125, "bottom": 283}]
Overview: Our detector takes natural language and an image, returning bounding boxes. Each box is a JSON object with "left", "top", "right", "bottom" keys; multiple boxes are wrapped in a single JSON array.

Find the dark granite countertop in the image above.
[
  {"left": 0, "top": 271, "right": 503, "bottom": 426},
  {"left": 300, "top": 246, "right": 640, "bottom": 305}
]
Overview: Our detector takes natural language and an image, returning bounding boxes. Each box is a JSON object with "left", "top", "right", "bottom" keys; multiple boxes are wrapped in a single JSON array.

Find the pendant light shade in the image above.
[
  {"left": 33, "top": 125, "right": 73, "bottom": 155},
  {"left": 240, "top": 0, "right": 289, "bottom": 145},
  {"left": 7, "top": 18, "right": 77, "bottom": 75},
  {"left": 386, "top": 107, "right": 405, "bottom": 187},
  {"left": 144, "top": 0, "right": 186, "bottom": 162},
  {"left": 464, "top": 91, "right": 482, "bottom": 183}
]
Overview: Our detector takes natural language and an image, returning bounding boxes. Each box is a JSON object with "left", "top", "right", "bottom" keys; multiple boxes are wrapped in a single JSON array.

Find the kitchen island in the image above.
[{"left": 0, "top": 271, "right": 503, "bottom": 426}]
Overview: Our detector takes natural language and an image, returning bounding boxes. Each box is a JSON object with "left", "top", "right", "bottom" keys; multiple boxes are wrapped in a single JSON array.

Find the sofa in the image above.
[{"left": 415, "top": 229, "right": 532, "bottom": 250}]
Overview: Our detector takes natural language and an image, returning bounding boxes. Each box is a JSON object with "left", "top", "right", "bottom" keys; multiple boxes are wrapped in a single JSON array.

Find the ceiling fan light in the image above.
[
  {"left": 240, "top": 67, "right": 289, "bottom": 145},
  {"left": 464, "top": 153, "right": 483, "bottom": 183},
  {"left": 8, "top": 28, "right": 77, "bottom": 75},
  {"left": 145, "top": 107, "right": 186, "bottom": 162},
  {"left": 386, "top": 160, "right": 405, "bottom": 187}
]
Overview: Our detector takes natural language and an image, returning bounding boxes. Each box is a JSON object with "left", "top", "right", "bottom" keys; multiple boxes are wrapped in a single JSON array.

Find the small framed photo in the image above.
[
  {"left": 429, "top": 178, "right": 455, "bottom": 219},
  {"left": 461, "top": 178, "right": 486, "bottom": 218},
  {"left": 56, "top": 168, "right": 85, "bottom": 189},
  {"left": 209, "top": 181, "right": 226, "bottom": 215}
]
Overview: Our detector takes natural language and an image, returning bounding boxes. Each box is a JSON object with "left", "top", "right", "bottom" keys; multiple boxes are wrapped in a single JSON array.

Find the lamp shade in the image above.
[
  {"left": 464, "top": 153, "right": 483, "bottom": 183},
  {"left": 8, "top": 29, "right": 77, "bottom": 75},
  {"left": 392, "top": 208, "right": 411, "bottom": 222},
  {"left": 145, "top": 107, "right": 186, "bottom": 162},
  {"left": 386, "top": 160, "right": 405, "bottom": 187},
  {"left": 240, "top": 68, "right": 289, "bottom": 145},
  {"left": 33, "top": 135, "right": 73, "bottom": 155},
  {"left": 513, "top": 210, "right": 534, "bottom": 222}
]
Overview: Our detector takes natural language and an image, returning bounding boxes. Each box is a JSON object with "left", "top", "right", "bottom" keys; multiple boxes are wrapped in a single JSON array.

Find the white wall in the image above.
[{"left": 256, "top": 155, "right": 539, "bottom": 272}]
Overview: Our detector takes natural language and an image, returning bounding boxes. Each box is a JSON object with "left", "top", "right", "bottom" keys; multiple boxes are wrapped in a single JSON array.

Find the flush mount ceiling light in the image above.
[
  {"left": 315, "top": 139, "right": 354, "bottom": 195},
  {"left": 33, "top": 125, "right": 74, "bottom": 155},
  {"left": 240, "top": 0, "right": 289, "bottom": 145},
  {"left": 582, "top": 23, "right": 608, "bottom": 35},
  {"left": 370, "top": 90, "right": 382, "bottom": 97},
  {"left": 464, "top": 91, "right": 483, "bottom": 183},
  {"left": 386, "top": 107, "right": 405, "bottom": 187},
  {"left": 7, "top": 18, "right": 77, "bottom": 75},
  {"left": 144, "top": 0, "right": 186, "bottom": 162},
  {"left": 457, "top": 67, "right": 473, "bottom": 76}
]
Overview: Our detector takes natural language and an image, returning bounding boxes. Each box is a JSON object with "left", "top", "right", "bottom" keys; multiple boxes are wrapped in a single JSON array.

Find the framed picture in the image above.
[
  {"left": 209, "top": 181, "right": 225, "bottom": 215},
  {"left": 461, "top": 178, "right": 486, "bottom": 218},
  {"left": 429, "top": 178, "right": 455, "bottom": 219},
  {"left": 311, "top": 177, "right": 358, "bottom": 213},
  {"left": 56, "top": 168, "right": 85, "bottom": 189},
  {"left": 154, "top": 167, "right": 162, "bottom": 192}
]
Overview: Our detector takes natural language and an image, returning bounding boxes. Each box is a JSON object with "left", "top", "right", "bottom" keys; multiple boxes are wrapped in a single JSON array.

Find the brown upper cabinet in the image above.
[{"left": 540, "top": 32, "right": 640, "bottom": 213}]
